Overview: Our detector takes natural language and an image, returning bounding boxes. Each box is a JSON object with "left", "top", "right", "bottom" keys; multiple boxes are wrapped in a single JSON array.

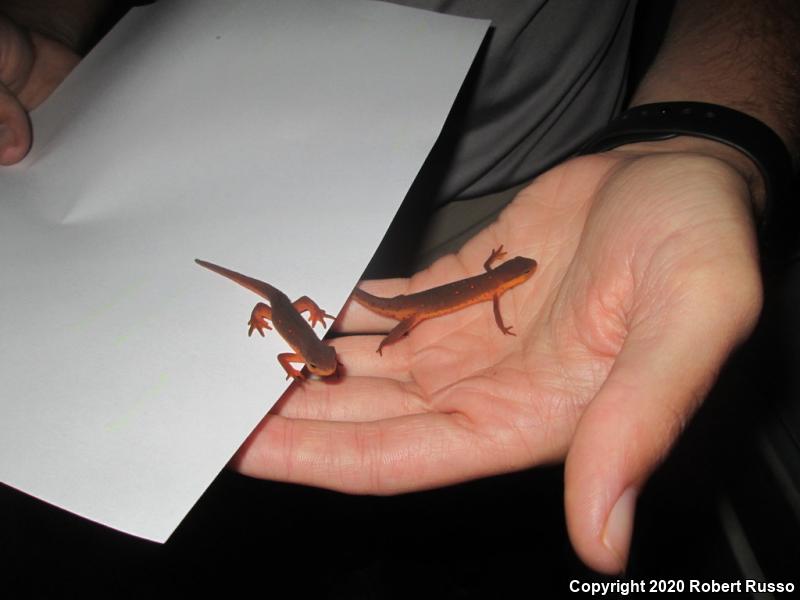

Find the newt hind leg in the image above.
[
  {"left": 248, "top": 302, "right": 274, "bottom": 337},
  {"left": 376, "top": 316, "right": 421, "bottom": 355}
]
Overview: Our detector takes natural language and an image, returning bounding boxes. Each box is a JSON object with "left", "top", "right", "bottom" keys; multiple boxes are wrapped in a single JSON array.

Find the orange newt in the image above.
[
  {"left": 351, "top": 246, "right": 537, "bottom": 355},
  {"left": 195, "top": 259, "right": 337, "bottom": 380}
]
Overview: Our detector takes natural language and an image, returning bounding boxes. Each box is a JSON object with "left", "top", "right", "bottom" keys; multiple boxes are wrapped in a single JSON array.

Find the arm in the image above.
[
  {"left": 625, "top": 0, "right": 800, "bottom": 211},
  {"left": 564, "top": 0, "right": 800, "bottom": 572}
]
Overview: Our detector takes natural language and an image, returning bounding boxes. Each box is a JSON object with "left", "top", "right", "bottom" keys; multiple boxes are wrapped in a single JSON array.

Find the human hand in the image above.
[
  {"left": 0, "top": 12, "right": 79, "bottom": 165},
  {"left": 231, "top": 148, "right": 762, "bottom": 574}
]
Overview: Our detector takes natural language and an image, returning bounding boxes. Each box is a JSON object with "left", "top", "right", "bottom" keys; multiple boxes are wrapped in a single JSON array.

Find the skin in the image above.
[
  {"left": 195, "top": 259, "right": 337, "bottom": 379},
  {"left": 351, "top": 246, "right": 537, "bottom": 354},
  {"left": 0, "top": 1, "right": 117, "bottom": 164},
  {"left": 2, "top": 0, "right": 798, "bottom": 575}
]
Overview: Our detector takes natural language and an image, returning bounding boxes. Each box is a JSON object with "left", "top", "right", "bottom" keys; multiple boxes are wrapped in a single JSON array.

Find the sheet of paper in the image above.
[{"left": 0, "top": 0, "right": 488, "bottom": 541}]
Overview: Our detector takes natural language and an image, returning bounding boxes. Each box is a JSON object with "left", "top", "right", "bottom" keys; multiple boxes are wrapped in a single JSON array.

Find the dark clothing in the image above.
[{"left": 391, "top": 0, "right": 636, "bottom": 203}]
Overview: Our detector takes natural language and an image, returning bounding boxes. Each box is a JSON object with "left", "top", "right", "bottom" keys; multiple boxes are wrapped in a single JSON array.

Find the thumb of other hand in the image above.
[{"left": 0, "top": 15, "right": 79, "bottom": 165}]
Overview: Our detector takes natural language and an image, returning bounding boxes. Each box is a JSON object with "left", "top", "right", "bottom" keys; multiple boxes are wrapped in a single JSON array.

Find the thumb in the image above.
[
  {"left": 0, "top": 14, "right": 33, "bottom": 165},
  {"left": 0, "top": 81, "right": 30, "bottom": 165},
  {"left": 0, "top": 15, "right": 80, "bottom": 166},
  {"left": 564, "top": 271, "right": 761, "bottom": 573}
]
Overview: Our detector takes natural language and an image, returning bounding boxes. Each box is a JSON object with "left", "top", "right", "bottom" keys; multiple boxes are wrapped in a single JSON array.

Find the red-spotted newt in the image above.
[
  {"left": 351, "top": 246, "right": 537, "bottom": 355},
  {"left": 195, "top": 259, "right": 337, "bottom": 379}
]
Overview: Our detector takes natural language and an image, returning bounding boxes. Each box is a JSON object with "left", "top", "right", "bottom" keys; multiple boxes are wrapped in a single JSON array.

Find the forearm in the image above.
[
  {"left": 0, "top": 0, "right": 123, "bottom": 53},
  {"left": 631, "top": 0, "right": 800, "bottom": 154},
  {"left": 627, "top": 0, "right": 800, "bottom": 213}
]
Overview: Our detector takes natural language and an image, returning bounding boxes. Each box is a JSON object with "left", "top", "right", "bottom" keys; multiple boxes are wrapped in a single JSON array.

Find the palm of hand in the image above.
[{"left": 234, "top": 151, "right": 761, "bottom": 572}]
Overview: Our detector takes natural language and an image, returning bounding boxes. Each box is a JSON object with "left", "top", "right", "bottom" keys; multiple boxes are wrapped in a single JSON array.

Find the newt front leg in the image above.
[
  {"left": 292, "top": 296, "right": 336, "bottom": 329},
  {"left": 277, "top": 352, "right": 306, "bottom": 380},
  {"left": 484, "top": 245, "right": 507, "bottom": 271}
]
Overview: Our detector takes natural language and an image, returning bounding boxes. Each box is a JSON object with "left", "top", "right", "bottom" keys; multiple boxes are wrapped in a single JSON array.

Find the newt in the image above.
[
  {"left": 351, "top": 246, "right": 537, "bottom": 355},
  {"left": 195, "top": 259, "right": 337, "bottom": 380}
]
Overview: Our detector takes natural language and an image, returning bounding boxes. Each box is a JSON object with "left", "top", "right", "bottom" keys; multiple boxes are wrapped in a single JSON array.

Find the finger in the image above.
[
  {"left": 0, "top": 81, "right": 31, "bottom": 165},
  {"left": 564, "top": 276, "right": 762, "bottom": 574},
  {"left": 17, "top": 32, "right": 79, "bottom": 110},
  {"left": 231, "top": 412, "right": 484, "bottom": 494},
  {"left": 0, "top": 17, "right": 41, "bottom": 165},
  {"left": 271, "top": 374, "right": 424, "bottom": 421},
  {"left": 0, "top": 15, "right": 34, "bottom": 93}
]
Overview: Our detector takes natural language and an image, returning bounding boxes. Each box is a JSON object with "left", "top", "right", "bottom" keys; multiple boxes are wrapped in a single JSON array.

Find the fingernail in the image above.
[{"left": 602, "top": 487, "right": 637, "bottom": 572}]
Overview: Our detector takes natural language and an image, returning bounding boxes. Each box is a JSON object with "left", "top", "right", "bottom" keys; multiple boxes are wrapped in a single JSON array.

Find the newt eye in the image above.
[{"left": 309, "top": 363, "right": 317, "bottom": 369}]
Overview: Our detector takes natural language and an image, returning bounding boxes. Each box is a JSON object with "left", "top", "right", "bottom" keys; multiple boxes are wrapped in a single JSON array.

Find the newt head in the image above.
[
  {"left": 305, "top": 343, "right": 338, "bottom": 377},
  {"left": 493, "top": 256, "right": 538, "bottom": 291}
]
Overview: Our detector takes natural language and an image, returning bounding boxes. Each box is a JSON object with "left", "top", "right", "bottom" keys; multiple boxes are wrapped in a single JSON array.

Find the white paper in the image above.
[{"left": 0, "top": 0, "right": 488, "bottom": 541}]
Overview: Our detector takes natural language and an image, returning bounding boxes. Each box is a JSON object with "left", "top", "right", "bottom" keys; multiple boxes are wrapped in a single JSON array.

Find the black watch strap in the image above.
[{"left": 577, "top": 102, "right": 792, "bottom": 230}]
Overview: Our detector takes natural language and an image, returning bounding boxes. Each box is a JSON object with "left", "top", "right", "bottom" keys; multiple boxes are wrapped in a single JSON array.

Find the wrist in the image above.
[
  {"left": 577, "top": 102, "right": 793, "bottom": 233},
  {"left": 611, "top": 136, "right": 766, "bottom": 215}
]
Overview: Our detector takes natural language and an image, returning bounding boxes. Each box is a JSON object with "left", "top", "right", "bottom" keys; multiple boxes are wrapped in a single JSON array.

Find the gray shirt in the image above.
[{"left": 390, "top": 0, "right": 636, "bottom": 203}]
